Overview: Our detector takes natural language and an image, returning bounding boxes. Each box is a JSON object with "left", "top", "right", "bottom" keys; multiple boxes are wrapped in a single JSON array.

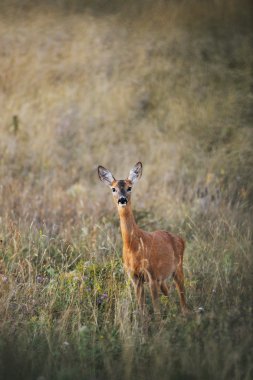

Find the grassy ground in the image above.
[{"left": 0, "top": 1, "right": 252, "bottom": 379}]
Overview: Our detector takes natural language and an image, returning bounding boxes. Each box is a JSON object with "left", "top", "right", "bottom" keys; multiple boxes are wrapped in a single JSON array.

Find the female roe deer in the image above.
[{"left": 98, "top": 162, "right": 189, "bottom": 315}]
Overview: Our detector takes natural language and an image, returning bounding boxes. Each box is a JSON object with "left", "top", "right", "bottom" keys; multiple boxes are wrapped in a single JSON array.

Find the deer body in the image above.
[{"left": 98, "top": 162, "right": 188, "bottom": 314}]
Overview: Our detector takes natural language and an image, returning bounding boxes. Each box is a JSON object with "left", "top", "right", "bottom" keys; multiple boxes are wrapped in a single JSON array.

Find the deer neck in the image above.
[{"left": 117, "top": 203, "right": 139, "bottom": 248}]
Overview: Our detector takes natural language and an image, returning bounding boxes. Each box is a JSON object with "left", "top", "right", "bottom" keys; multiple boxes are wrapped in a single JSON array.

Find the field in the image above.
[{"left": 0, "top": 1, "right": 252, "bottom": 379}]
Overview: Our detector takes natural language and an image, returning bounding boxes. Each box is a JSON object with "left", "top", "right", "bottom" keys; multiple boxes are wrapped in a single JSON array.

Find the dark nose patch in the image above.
[
  {"left": 118, "top": 197, "right": 128, "bottom": 205},
  {"left": 117, "top": 180, "right": 127, "bottom": 196},
  {"left": 116, "top": 180, "right": 128, "bottom": 205}
]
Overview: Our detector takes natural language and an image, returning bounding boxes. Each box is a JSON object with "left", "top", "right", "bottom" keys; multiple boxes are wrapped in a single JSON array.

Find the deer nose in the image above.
[{"left": 118, "top": 197, "right": 128, "bottom": 205}]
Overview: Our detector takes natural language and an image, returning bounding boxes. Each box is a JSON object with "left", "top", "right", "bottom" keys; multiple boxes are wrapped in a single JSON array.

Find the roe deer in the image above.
[{"left": 98, "top": 162, "right": 189, "bottom": 315}]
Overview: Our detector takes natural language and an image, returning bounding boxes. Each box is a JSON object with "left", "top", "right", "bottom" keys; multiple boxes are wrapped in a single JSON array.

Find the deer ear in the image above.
[
  {"left": 128, "top": 162, "right": 142, "bottom": 184},
  {"left": 98, "top": 166, "right": 115, "bottom": 186}
]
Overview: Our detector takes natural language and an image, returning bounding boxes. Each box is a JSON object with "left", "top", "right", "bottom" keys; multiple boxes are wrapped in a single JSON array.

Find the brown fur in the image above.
[{"left": 118, "top": 204, "right": 188, "bottom": 314}]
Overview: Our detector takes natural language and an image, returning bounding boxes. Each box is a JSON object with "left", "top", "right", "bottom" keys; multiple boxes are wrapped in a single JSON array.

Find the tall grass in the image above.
[{"left": 0, "top": 1, "right": 252, "bottom": 379}]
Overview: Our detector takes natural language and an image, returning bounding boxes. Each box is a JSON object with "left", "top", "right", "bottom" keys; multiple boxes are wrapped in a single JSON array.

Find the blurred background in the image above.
[
  {"left": 0, "top": 1, "right": 252, "bottom": 379},
  {"left": 0, "top": 0, "right": 252, "bottom": 230}
]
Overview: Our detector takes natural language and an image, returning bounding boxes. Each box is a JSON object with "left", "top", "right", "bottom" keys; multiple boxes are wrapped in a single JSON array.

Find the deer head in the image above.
[{"left": 98, "top": 162, "right": 142, "bottom": 208}]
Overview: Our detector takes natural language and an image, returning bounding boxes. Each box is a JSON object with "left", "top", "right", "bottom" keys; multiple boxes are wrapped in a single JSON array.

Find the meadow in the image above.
[{"left": 0, "top": 1, "right": 252, "bottom": 379}]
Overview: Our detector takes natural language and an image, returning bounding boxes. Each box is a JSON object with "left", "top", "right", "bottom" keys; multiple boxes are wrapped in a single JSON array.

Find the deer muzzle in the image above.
[{"left": 118, "top": 197, "right": 128, "bottom": 206}]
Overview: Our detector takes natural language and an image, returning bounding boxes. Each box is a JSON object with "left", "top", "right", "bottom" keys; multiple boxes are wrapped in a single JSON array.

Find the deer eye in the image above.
[
  {"left": 127, "top": 187, "right": 132, "bottom": 192},
  {"left": 112, "top": 188, "right": 116, "bottom": 193}
]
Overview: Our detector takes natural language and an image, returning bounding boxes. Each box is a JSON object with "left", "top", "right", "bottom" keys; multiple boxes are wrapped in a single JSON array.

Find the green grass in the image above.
[
  {"left": 0, "top": 208, "right": 252, "bottom": 379},
  {"left": 0, "top": 1, "right": 252, "bottom": 379}
]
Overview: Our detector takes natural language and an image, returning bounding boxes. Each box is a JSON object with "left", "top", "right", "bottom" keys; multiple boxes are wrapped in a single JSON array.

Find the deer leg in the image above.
[
  {"left": 136, "top": 280, "right": 145, "bottom": 312},
  {"left": 160, "top": 281, "right": 170, "bottom": 297},
  {"left": 149, "top": 279, "right": 160, "bottom": 315},
  {"left": 132, "top": 275, "right": 145, "bottom": 313},
  {"left": 173, "top": 266, "right": 189, "bottom": 315}
]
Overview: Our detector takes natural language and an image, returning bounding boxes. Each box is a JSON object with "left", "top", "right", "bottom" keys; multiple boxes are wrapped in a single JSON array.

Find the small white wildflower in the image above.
[
  {"left": 79, "top": 325, "right": 89, "bottom": 333},
  {"left": 81, "top": 227, "right": 88, "bottom": 237},
  {"left": 1, "top": 275, "right": 8, "bottom": 283}
]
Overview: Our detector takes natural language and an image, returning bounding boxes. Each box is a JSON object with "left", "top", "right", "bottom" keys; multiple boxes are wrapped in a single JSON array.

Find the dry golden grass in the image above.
[{"left": 0, "top": 1, "right": 252, "bottom": 379}]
